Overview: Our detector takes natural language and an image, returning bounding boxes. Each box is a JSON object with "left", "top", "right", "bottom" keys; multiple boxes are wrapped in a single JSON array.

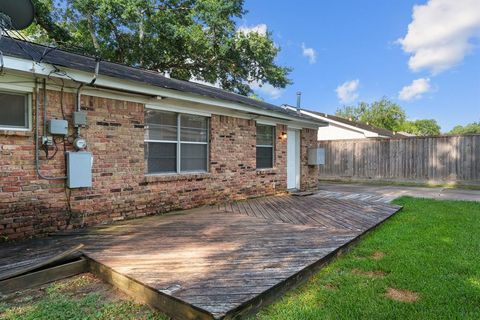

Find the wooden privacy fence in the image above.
[{"left": 317, "top": 135, "right": 480, "bottom": 185}]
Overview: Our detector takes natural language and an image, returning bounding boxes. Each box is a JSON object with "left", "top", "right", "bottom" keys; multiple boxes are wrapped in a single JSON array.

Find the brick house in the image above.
[{"left": 0, "top": 37, "right": 326, "bottom": 241}]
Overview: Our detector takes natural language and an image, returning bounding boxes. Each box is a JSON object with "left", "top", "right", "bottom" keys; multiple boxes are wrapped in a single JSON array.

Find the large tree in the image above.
[
  {"left": 400, "top": 119, "right": 441, "bottom": 136},
  {"left": 449, "top": 122, "right": 480, "bottom": 135},
  {"left": 336, "top": 98, "right": 406, "bottom": 132},
  {"left": 26, "top": 0, "right": 291, "bottom": 95},
  {"left": 336, "top": 98, "right": 444, "bottom": 135}
]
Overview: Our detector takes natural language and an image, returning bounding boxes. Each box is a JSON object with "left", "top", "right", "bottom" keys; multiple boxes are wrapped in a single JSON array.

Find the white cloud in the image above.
[
  {"left": 336, "top": 79, "right": 360, "bottom": 104},
  {"left": 301, "top": 43, "right": 317, "bottom": 64},
  {"left": 398, "top": 78, "right": 432, "bottom": 101},
  {"left": 250, "top": 81, "right": 283, "bottom": 100},
  {"left": 238, "top": 24, "right": 268, "bottom": 36},
  {"left": 398, "top": 0, "right": 480, "bottom": 74}
]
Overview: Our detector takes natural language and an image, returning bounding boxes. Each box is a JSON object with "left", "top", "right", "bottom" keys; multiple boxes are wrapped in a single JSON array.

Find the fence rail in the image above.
[{"left": 317, "top": 135, "right": 480, "bottom": 185}]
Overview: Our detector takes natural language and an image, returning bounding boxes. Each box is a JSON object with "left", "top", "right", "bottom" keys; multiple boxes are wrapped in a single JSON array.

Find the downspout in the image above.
[
  {"left": 42, "top": 78, "right": 47, "bottom": 139},
  {"left": 35, "top": 78, "right": 67, "bottom": 180},
  {"left": 76, "top": 83, "right": 84, "bottom": 137}
]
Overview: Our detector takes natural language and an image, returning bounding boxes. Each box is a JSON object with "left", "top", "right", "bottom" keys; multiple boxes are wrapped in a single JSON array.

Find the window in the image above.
[
  {"left": 0, "top": 91, "right": 30, "bottom": 130},
  {"left": 145, "top": 109, "right": 209, "bottom": 174},
  {"left": 256, "top": 124, "right": 275, "bottom": 169}
]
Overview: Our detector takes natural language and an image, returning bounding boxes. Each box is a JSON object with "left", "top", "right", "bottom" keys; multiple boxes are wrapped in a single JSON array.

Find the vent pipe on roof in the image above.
[{"left": 296, "top": 91, "right": 301, "bottom": 114}]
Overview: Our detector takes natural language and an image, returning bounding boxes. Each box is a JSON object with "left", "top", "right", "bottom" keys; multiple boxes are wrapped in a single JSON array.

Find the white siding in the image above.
[{"left": 317, "top": 123, "right": 369, "bottom": 141}]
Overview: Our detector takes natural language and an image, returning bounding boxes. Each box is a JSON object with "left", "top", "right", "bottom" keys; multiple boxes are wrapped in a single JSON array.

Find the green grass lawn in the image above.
[{"left": 256, "top": 197, "right": 480, "bottom": 319}]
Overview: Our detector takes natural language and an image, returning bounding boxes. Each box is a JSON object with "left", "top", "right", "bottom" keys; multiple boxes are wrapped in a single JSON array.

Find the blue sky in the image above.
[{"left": 241, "top": 0, "right": 480, "bottom": 132}]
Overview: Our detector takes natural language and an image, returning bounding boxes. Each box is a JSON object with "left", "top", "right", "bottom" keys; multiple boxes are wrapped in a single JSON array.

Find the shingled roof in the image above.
[{"left": 0, "top": 37, "right": 322, "bottom": 123}]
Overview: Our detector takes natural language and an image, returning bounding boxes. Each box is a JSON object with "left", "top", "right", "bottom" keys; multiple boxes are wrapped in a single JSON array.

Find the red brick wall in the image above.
[
  {"left": 0, "top": 90, "right": 296, "bottom": 241},
  {"left": 300, "top": 128, "right": 319, "bottom": 190}
]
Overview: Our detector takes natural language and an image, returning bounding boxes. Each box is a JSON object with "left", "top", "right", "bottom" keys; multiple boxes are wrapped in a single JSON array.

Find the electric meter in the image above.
[{"left": 73, "top": 137, "right": 87, "bottom": 150}]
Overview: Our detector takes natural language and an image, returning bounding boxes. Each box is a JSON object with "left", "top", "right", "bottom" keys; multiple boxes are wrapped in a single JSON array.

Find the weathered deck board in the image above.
[
  {"left": 0, "top": 194, "right": 401, "bottom": 319},
  {"left": 222, "top": 195, "right": 396, "bottom": 231},
  {"left": 0, "top": 241, "right": 83, "bottom": 281}
]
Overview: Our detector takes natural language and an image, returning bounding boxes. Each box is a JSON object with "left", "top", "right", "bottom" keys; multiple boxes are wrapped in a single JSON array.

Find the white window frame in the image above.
[
  {"left": 145, "top": 110, "right": 209, "bottom": 175},
  {"left": 256, "top": 124, "right": 275, "bottom": 169},
  {"left": 0, "top": 89, "right": 32, "bottom": 131}
]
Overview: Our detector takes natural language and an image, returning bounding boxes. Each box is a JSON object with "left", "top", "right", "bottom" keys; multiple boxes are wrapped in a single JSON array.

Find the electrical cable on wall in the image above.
[
  {"left": 34, "top": 78, "right": 67, "bottom": 180},
  {"left": 58, "top": 82, "right": 74, "bottom": 226}
]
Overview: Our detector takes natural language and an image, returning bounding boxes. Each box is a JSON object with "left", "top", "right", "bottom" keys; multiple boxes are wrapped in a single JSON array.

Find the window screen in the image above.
[
  {"left": 0, "top": 92, "right": 29, "bottom": 129},
  {"left": 256, "top": 124, "right": 275, "bottom": 169},
  {"left": 145, "top": 142, "right": 177, "bottom": 173},
  {"left": 145, "top": 109, "right": 209, "bottom": 174},
  {"left": 181, "top": 144, "right": 208, "bottom": 172}
]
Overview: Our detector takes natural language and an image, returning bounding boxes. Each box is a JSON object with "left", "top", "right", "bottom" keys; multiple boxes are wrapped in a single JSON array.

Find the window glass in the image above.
[
  {"left": 180, "top": 114, "right": 208, "bottom": 142},
  {"left": 0, "top": 92, "right": 28, "bottom": 129},
  {"left": 145, "top": 142, "right": 177, "bottom": 173},
  {"left": 145, "top": 110, "right": 177, "bottom": 141},
  {"left": 256, "top": 146, "right": 274, "bottom": 169},
  {"left": 256, "top": 124, "right": 274, "bottom": 145},
  {"left": 256, "top": 124, "right": 275, "bottom": 169},
  {"left": 180, "top": 143, "right": 208, "bottom": 172},
  {"left": 144, "top": 110, "right": 209, "bottom": 174}
]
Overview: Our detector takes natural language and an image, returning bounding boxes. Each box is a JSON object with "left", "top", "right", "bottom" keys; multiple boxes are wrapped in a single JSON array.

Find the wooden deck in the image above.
[
  {"left": 220, "top": 195, "right": 397, "bottom": 230},
  {"left": 0, "top": 194, "right": 402, "bottom": 319}
]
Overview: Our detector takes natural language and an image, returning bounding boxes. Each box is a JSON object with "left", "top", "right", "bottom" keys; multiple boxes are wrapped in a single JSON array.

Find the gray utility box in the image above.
[
  {"left": 73, "top": 111, "right": 87, "bottom": 127},
  {"left": 48, "top": 119, "right": 68, "bottom": 136},
  {"left": 308, "top": 147, "right": 325, "bottom": 165},
  {"left": 66, "top": 151, "right": 93, "bottom": 188}
]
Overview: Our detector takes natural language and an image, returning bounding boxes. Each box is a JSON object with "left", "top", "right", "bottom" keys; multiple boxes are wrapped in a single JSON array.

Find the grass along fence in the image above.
[{"left": 317, "top": 135, "right": 480, "bottom": 186}]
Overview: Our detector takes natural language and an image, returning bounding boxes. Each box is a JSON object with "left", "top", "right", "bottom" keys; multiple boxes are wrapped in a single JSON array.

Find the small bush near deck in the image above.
[{"left": 256, "top": 197, "right": 480, "bottom": 320}]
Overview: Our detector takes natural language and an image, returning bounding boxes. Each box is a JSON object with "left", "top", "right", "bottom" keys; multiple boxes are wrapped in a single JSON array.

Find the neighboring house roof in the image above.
[
  {"left": 282, "top": 105, "right": 409, "bottom": 138},
  {"left": 396, "top": 131, "right": 416, "bottom": 137},
  {"left": 0, "top": 37, "right": 325, "bottom": 125},
  {"left": 310, "top": 112, "right": 408, "bottom": 138}
]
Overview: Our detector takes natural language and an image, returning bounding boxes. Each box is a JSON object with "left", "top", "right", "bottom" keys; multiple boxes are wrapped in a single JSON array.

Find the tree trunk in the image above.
[{"left": 86, "top": 14, "right": 100, "bottom": 52}]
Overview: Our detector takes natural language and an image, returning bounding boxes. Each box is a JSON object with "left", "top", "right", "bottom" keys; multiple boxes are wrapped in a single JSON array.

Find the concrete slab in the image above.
[{"left": 317, "top": 183, "right": 480, "bottom": 202}]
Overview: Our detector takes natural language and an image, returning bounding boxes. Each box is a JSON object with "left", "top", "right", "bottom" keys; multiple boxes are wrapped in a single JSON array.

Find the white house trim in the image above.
[
  {"left": 299, "top": 109, "right": 388, "bottom": 138},
  {"left": 145, "top": 103, "right": 212, "bottom": 117},
  {"left": 256, "top": 119, "right": 278, "bottom": 126},
  {"left": 0, "top": 85, "right": 33, "bottom": 131},
  {"left": 2, "top": 56, "right": 322, "bottom": 129},
  {"left": 283, "top": 106, "right": 392, "bottom": 140}
]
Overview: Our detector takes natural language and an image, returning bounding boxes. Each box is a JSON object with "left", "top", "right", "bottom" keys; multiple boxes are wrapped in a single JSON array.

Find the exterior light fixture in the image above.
[{"left": 281, "top": 131, "right": 287, "bottom": 140}]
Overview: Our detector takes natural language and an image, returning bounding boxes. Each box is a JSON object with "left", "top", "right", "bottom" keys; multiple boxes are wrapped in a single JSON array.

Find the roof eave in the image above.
[{"left": 2, "top": 55, "right": 325, "bottom": 128}]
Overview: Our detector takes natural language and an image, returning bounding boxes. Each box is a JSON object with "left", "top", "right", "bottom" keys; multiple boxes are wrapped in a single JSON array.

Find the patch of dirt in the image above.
[
  {"left": 323, "top": 283, "right": 338, "bottom": 291},
  {"left": 351, "top": 268, "right": 386, "bottom": 278},
  {"left": 0, "top": 273, "right": 129, "bottom": 306},
  {"left": 56, "top": 274, "right": 131, "bottom": 302},
  {"left": 371, "top": 251, "right": 386, "bottom": 260},
  {"left": 385, "top": 287, "right": 420, "bottom": 302}
]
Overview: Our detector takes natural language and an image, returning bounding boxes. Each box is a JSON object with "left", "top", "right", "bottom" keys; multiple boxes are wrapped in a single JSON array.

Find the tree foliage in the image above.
[
  {"left": 26, "top": 0, "right": 291, "bottom": 95},
  {"left": 336, "top": 98, "right": 406, "bottom": 132},
  {"left": 448, "top": 122, "right": 480, "bottom": 135},
  {"left": 336, "top": 98, "right": 443, "bottom": 136},
  {"left": 401, "top": 119, "right": 441, "bottom": 136}
]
